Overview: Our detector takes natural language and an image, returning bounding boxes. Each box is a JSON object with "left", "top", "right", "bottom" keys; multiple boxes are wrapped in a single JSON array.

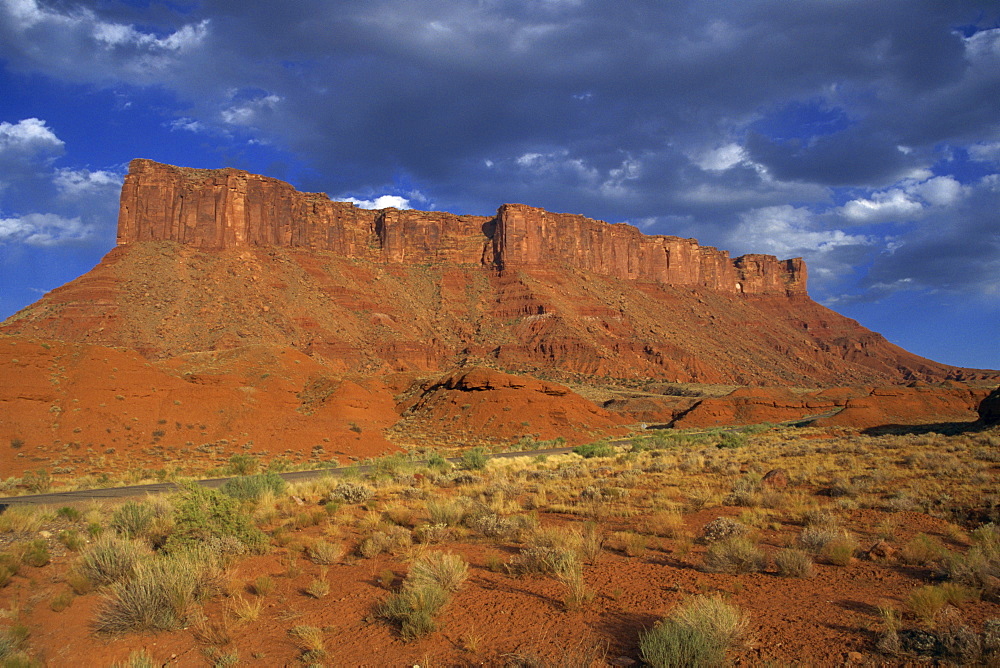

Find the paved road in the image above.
[{"left": 0, "top": 409, "right": 840, "bottom": 507}]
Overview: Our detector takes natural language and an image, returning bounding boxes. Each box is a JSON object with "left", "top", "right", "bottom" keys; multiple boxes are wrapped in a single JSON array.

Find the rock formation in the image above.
[
  {"left": 979, "top": 387, "right": 1000, "bottom": 423},
  {"left": 4, "top": 159, "right": 997, "bottom": 385},
  {"left": 117, "top": 159, "right": 803, "bottom": 296}
]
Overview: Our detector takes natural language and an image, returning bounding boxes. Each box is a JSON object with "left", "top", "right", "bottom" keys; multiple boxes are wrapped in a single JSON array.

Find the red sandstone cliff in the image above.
[
  {"left": 117, "top": 159, "right": 804, "bottom": 297},
  {"left": 4, "top": 159, "right": 995, "bottom": 385}
]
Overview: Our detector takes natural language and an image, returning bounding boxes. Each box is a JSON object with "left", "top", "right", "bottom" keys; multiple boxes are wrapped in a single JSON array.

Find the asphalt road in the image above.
[{"left": 0, "top": 410, "right": 840, "bottom": 508}]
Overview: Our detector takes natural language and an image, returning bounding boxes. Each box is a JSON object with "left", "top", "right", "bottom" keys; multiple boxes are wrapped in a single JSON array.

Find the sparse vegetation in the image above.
[{"left": 1, "top": 417, "right": 999, "bottom": 665}]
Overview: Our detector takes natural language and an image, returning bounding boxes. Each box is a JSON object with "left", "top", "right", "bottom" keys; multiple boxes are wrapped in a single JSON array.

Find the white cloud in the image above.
[
  {"left": 53, "top": 168, "right": 122, "bottom": 197},
  {"left": 341, "top": 195, "right": 411, "bottom": 210},
  {"left": 0, "top": 118, "right": 63, "bottom": 155},
  {"left": 0, "top": 0, "right": 209, "bottom": 84},
  {"left": 839, "top": 174, "right": 969, "bottom": 223},
  {"left": 693, "top": 143, "right": 747, "bottom": 171},
  {"left": 840, "top": 188, "right": 923, "bottom": 222},
  {"left": 0, "top": 212, "right": 91, "bottom": 246},
  {"left": 908, "top": 175, "right": 965, "bottom": 206},
  {"left": 734, "top": 205, "right": 874, "bottom": 259},
  {"left": 220, "top": 94, "right": 283, "bottom": 127},
  {"left": 169, "top": 117, "right": 207, "bottom": 133},
  {"left": 969, "top": 141, "right": 1000, "bottom": 163}
]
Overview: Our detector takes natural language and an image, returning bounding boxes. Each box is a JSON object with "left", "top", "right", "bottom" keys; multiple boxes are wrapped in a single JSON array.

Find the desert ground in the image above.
[{"left": 1, "top": 414, "right": 999, "bottom": 667}]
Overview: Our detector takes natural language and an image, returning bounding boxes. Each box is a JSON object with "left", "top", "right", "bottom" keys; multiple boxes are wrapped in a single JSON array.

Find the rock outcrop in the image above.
[
  {"left": 117, "top": 159, "right": 803, "bottom": 296},
  {"left": 979, "top": 387, "right": 1000, "bottom": 423},
  {"left": 5, "top": 159, "right": 997, "bottom": 385}
]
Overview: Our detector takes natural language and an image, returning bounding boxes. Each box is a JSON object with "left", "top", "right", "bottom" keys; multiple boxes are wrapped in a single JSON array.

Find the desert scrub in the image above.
[
  {"left": 95, "top": 551, "right": 220, "bottom": 633},
  {"left": 288, "top": 625, "right": 326, "bottom": 661},
  {"left": 774, "top": 548, "right": 813, "bottom": 578},
  {"left": 900, "top": 533, "right": 949, "bottom": 567},
  {"left": 78, "top": 534, "right": 149, "bottom": 586},
  {"left": 639, "top": 595, "right": 748, "bottom": 667},
  {"left": 306, "top": 539, "right": 343, "bottom": 565},
  {"left": 702, "top": 537, "right": 767, "bottom": 574},
  {"left": 425, "top": 498, "right": 466, "bottom": 526},
  {"left": 328, "top": 482, "right": 373, "bottom": 504},
  {"left": 165, "top": 483, "right": 268, "bottom": 555},
  {"left": 220, "top": 472, "right": 287, "bottom": 501},
  {"left": 573, "top": 442, "right": 615, "bottom": 458},
  {"left": 378, "top": 552, "right": 467, "bottom": 641},
  {"left": 0, "top": 505, "right": 47, "bottom": 534},
  {"left": 697, "top": 517, "right": 749, "bottom": 544},
  {"left": 461, "top": 446, "right": 489, "bottom": 471},
  {"left": 642, "top": 510, "right": 685, "bottom": 538},
  {"left": 509, "top": 527, "right": 583, "bottom": 576},
  {"left": 405, "top": 551, "right": 468, "bottom": 593}
]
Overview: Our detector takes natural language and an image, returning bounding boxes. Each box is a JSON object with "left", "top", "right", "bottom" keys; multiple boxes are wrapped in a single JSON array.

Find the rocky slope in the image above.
[{"left": 2, "top": 159, "right": 995, "bottom": 386}]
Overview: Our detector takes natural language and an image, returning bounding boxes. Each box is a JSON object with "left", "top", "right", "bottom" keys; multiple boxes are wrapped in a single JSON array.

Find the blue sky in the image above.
[{"left": 1, "top": 0, "right": 998, "bottom": 370}]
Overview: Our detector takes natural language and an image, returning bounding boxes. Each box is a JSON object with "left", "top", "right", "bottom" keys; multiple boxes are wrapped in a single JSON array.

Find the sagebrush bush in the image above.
[
  {"left": 110, "top": 501, "right": 155, "bottom": 539},
  {"left": 378, "top": 583, "right": 449, "bottom": 641},
  {"left": 165, "top": 483, "right": 268, "bottom": 555},
  {"left": 702, "top": 537, "right": 766, "bottom": 574},
  {"left": 774, "top": 548, "right": 813, "bottom": 578},
  {"left": 96, "top": 554, "right": 208, "bottom": 633},
  {"left": 573, "top": 442, "right": 614, "bottom": 458},
  {"left": 640, "top": 595, "right": 747, "bottom": 667},
  {"left": 220, "top": 472, "right": 287, "bottom": 501},
  {"left": 406, "top": 552, "right": 468, "bottom": 593},
  {"left": 698, "top": 517, "right": 748, "bottom": 544},
  {"left": 426, "top": 499, "right": 466, "bottom": 527},
  {"left": 461, "top": 447, "right": 488, "bottom": 471},
  {"left": 901, "top": 533, "right": 948, "bottom": 567},
  {"left": 307, "top": 539, "right": 343, "bottom": 565},
  {"left": 329, "top": 482, "right": 373, "bottom": 504},
  {"left": 78, "top": 534, "right": 149, "bottom": 586}
]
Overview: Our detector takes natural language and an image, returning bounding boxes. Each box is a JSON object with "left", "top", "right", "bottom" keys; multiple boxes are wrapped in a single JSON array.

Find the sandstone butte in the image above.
[
  {"left": 1, "top": 159, "right": 999, "bottom": 475},
  {"left": 4, "top": 158, "right": 997, "bottom": 386}
]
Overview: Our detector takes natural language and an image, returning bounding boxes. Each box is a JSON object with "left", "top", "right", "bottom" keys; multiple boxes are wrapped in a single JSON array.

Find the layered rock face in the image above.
[
  {"left": 7, "top": 159, "right": 996, "bottom": 385},
  {"left": 118, "top": 160, "right": 802, "bottom": 296}
]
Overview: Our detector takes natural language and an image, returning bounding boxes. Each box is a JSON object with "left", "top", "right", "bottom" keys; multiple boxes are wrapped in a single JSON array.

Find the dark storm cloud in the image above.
[
  {"left": 1, "top": 0, "right": 999, "bottom": 299},
  {"left": 859, "top": 176, "right": 1000, "bottom": 296}
]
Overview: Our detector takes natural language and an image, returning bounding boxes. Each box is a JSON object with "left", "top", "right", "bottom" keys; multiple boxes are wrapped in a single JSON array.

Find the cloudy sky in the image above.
[{"left": 1, "top": 0, "right": 998, "bottom": 369}]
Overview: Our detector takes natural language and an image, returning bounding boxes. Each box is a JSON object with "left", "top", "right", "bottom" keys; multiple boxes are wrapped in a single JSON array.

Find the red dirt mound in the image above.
[
  {"left": 813, "top": 384, "right": 992, "bottom": 429},
  {"left": 0, "top": 335, "right": 399, "bottom": 483},
  {"left": 390, "top": 366, "right": 629, "bottom": 446},
  {"left": 671, "top": 384, "right": 990, "bottom": 430}
]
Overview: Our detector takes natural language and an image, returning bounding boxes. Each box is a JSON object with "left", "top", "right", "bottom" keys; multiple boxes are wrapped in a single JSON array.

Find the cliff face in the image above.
[
  {"left": 118, "top": 159, "right": 803, "bottom": 296},
  {"left": 7, "top": 159, "right": 993, "bottom": 385}
]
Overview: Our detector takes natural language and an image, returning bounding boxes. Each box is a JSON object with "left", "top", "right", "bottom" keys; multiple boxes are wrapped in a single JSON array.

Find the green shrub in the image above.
[
  {"left": 774, "top": 548, "right": 813, "bottom": 578},
  {"left": 111, "top": 501, "right": 155, "bottom": 539},
  {"left": 78, "top": 534, "right": 149, "bottom": 586},
  {"left": 220, "top": 472, "right": 287, "bottom": 501},
  {"left": 165, "top": 483, "right": 268, "bottom": 555},
  {"left": 58, "top": 530, "right": 85, "bottom": 552},
  {"left": 96, "top": 554, "right": 208, "bottom": 633},
  {"left": 378, "top": 583, "right": 450, "bottom": 641},
  {"left": 426, "top": 452, "right": 451, "bottom": 472},
  {"left": 573, "top": 442, "right": 615, "bottom": 458},
  {"left": 460, "top": 447, "right": 488, "bottom": 471},
  {"left": 307, "top": 540, "right": 343, "bottom": 565},
  {"left": 717, "top": 433, "right": 747, "bottom": 449},
  {"left": 406, "top": 552, "right": 468, "bottom": 593},
  {"left": 110, "top": 649, "right": 156, "bottom": 668},
  {"left": 226, "top": 454, "right": 259, "bottom": 476},
  {"left": 901, "top": 533, "right": 948, "bottom": 566},
  {"left": 56, "top": 506, "right": 81, "bottom": 522},
  {"left": 18, "top": 539, "right": 50, "bottom": 568},
  {"left": 640, "top": 595, "right": 747, "bottom": 667},
  {"left": 702, "top": 537, "right": 766, "bottom": 574},
  {"left": 425, "top": 499, "right": 466, "bottom": 527}
]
